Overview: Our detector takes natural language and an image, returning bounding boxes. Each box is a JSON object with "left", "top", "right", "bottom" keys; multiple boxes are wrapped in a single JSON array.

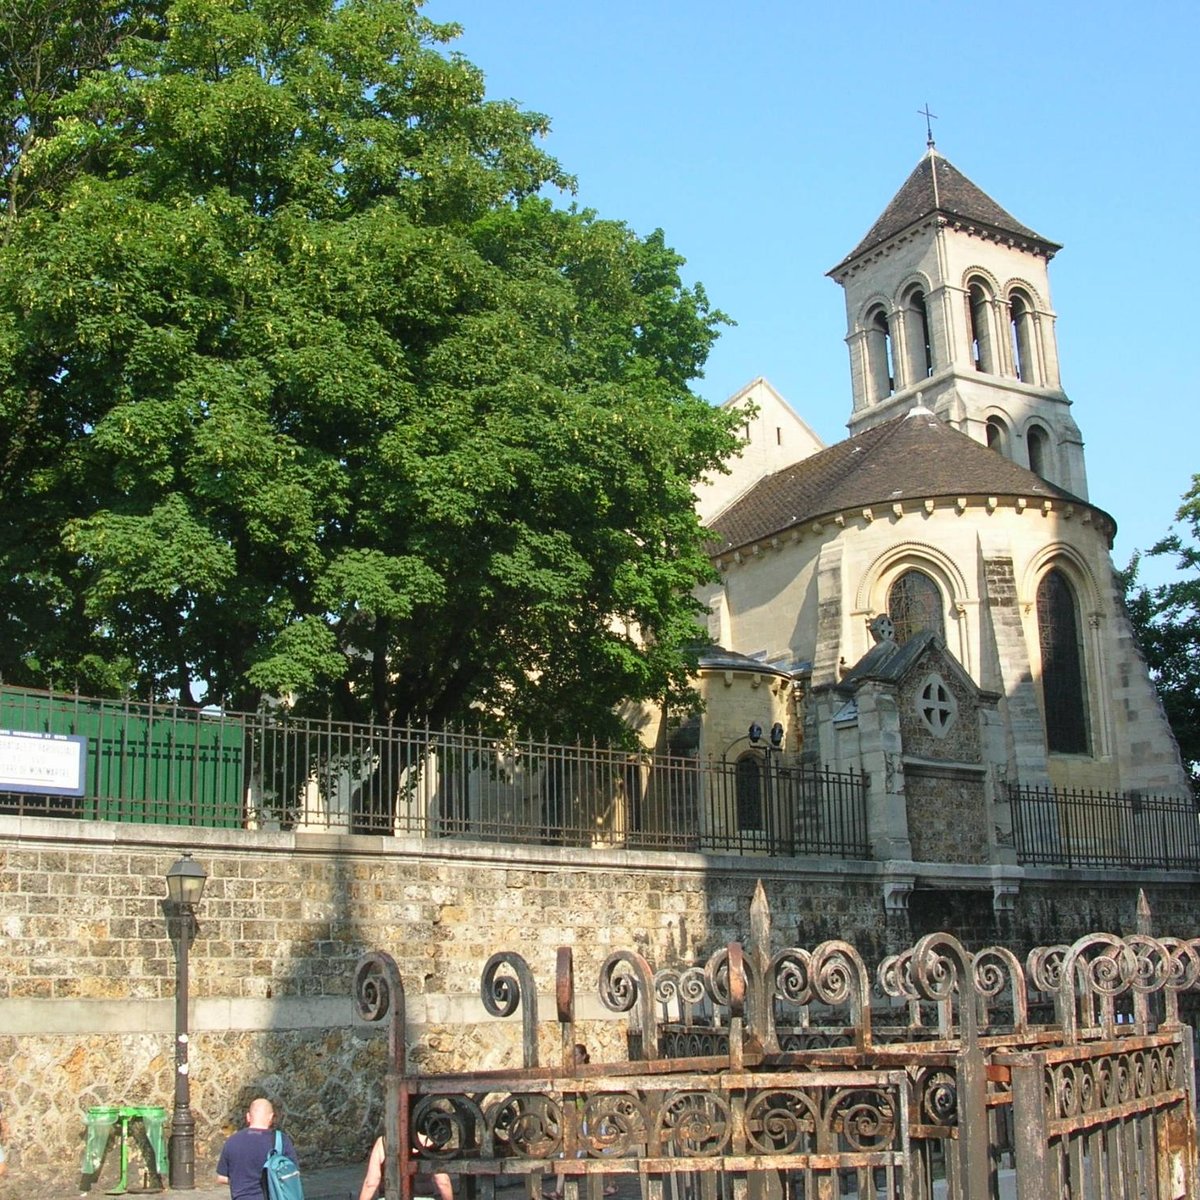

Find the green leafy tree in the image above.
[
  {"left": 0, "top": 0, "right": 741, "bottom": 742},
  {"left": 1122, "top": 478, "right": 1200, "bottom": 790}
]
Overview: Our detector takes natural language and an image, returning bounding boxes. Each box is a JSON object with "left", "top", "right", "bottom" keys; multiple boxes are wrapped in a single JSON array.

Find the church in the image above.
[{"left": 679, "top": 143, "right": 1190, "bottom": 879}]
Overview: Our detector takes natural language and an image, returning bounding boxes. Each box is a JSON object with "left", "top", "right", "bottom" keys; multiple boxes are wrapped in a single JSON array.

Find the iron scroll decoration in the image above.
[
  {"left": 704, "top": 943, "right": 750, "bottom": 1022},
  {"left": 653, "top": 964, "right": 710, "bottom": 1021},
  {"left": 768, "top": 946, "right": 813, "bottom": 1008},
  {"left": 971, "top": 944, "right": 1029, "bottom": 1032},
  {"left": 354, "top": 950, "right": 406, "bottom": 1076},
  {"left": 1058, "top": 932, "right": 1136, "bottom": 1039},
  {"left": 908, "top": 932, "right": 979, "bottom": 1041},
  {"left": 653, "top": 964, "right": 722, "bottom": 1058},
  {"left": 807, "top": 940, "right": 873, "bottom": 1052},
  {"left": 599, "top": 949, "right": 658, "bottom": 1060},
  {"left": 354, "top": 951, "right": 407, "bottom": 1200},
  {"left": 556, "top": 945, "right": 576, "bottom": 1062},
  {"left": 1159, "top": 936, "right": 1200, "bottom": 1024},
  {"left": 480, "top": 951, "right": 539, "bottom": 1068}
]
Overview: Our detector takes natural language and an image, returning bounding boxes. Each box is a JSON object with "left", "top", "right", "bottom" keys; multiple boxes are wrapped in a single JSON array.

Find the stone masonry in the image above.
[{"left": 2, "top": 813, "right": 1199, "bottom": 1193}]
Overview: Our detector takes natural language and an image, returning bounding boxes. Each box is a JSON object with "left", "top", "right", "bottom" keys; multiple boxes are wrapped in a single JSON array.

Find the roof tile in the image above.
[
  {"left": 831, "top": 151, "right": 1060, "bottom": 272},
  {"left": 708, "top": 409, "right": 1099, "bottom": 554}
]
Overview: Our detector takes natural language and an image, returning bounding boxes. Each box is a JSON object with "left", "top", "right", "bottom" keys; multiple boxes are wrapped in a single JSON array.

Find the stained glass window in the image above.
[
  {"left": 888, "top": 570, "right": 945, "bottom": 643},
  {"left": 1037, "top": 568, "right": 1089, "bottom": 754}
]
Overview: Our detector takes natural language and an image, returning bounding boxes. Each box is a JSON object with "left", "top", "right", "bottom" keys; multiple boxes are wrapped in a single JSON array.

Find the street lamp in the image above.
[
  {"left": 722, "top": 721, "right": 785, "bottom": 760},
  {"left": 165, "top": 852, "right": 208, "bottom": 1190},
  {"left": 757, "top": 723, "right": 786, "bottom": 853},
  {"left": 720, "top": 722, "right": 786, "bottom": 849}
]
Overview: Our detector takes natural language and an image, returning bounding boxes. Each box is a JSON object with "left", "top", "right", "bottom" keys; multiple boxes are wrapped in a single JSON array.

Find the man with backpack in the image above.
[{"left": 216, "top": 1098, "right": 300, "bottom": 1200}]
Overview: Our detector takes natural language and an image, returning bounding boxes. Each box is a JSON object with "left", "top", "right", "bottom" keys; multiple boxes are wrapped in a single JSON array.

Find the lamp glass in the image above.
[{"left": 166, "top": 854, "right": 208, "bottom": 907}]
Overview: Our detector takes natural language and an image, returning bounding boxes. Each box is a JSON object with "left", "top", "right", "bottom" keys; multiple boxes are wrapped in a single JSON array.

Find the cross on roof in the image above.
[{"left": 918, "top": 103, "right": 938, "bottom": 149}]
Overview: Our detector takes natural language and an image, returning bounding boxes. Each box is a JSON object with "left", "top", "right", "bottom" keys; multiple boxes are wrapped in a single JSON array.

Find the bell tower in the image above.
[{"left": 828, "top": 144, "right": 1088, "bottom": 499}]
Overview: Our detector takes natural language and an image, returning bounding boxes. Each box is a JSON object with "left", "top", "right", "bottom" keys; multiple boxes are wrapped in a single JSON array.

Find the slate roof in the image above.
[
  {"left": 830, "top": 150, "right": 1061, "bottom": 273},
  {"left": 837, "top": 629, "right": 1001, "bottom": 701},
  {"left": 696, "top": 646, "right": 793, "bottom": 677},
  {"left": 707, "top": 408, "right": 1105, "bottom": 555}
]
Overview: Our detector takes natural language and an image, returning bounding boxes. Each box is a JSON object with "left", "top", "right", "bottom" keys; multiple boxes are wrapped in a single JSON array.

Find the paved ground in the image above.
[
  {"left": 3, "top": 1157, "right": 1021, "bottom": 1200},
  {"left": 61, "top": 1163, "right": 366, "bottom": 1200},
  {"left": 63, "top": 1170, "right": 1014, "bottom": 1200}
]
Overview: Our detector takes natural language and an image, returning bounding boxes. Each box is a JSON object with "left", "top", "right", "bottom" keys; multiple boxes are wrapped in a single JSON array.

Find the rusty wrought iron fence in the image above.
[
  {"left": 0, "top": 686, "right": 868, "bottom": 858},
  {"left": 1009, "top": 782, "right": 1200, "bottom": 871},
  {"left": 354, "top": 887, "right": 1200, "bottom": 1200}
]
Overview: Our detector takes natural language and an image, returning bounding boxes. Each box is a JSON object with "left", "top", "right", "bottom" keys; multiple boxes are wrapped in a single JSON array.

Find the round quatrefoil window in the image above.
[{"left": 918, "top": 673, "right": 957, "bottom": 738}]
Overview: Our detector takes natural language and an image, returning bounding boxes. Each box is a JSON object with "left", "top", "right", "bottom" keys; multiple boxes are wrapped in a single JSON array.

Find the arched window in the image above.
[
  {"left": 1009, "top": 290, "right": 1038, "bottom": 383},
  {"left": 967, "top": 279, "right": 995, "bottom": 374},
  {"left": 887, "top": 569, "right": 945, "bottom": 643},
  {"left": 1027, "top": 424, "right": 1050, "bottom": 478},
  {"left": 865, "top": 306, "right": 894, "bottom": 401},
  {"left": 901, "top": 285, "right": 934, "bottom": 383},
  {"left": 735, "top": 754, "right": 764, "bottom": 831},
  {"left": 986, "top": 416, "right": 1009, "bottom": 456},
  {"left": 1036, "top": 568, "right": 1089, "bottom": 754}
]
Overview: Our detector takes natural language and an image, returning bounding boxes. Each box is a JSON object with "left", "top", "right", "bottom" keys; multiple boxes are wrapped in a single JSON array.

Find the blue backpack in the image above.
[{"left": 264, "top": 1131, "right": 304, "bottom": 1200}]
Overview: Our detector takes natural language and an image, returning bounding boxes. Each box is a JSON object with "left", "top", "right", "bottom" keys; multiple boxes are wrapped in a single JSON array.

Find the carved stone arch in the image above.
[
  {"left": 1020, "top": 414, "right": 1055, "bottom": 479},
  {"left": 984, "top": 407, "right": 1012, "bottom": 457},
  {"left": 859, "top": 294, "right": 896, "bottom": 402},
  {"left": 1021, "top": 542, "right": 1101, "bottom": 615},
  {"left": 858, "top": 545, "right": 972, "bottom": 668},
  {"left": 1000, "top": 276, "right": 1045, "bottom": 311},
  {"left": 962, "top": 268, "right": 1001, "bottom": 375},
  {"left": 1003, "top": 278, "right": 1044, "bottom": 385},
  {"left": 895, "top": 273, "right": 936, "bottom": 384},
  {"left": 856, "top": 291, "right": 895, "bottom": 330},
  {"left": 1022, "top": 547, "right": 1101, "bottom": 757},
  {"left": 894, "top": 270, "right": 936, "bottom": 306},
  {"left": 857, "top": 544, "right": 971, "bottom": 658},
  {"left": 960, "top": 264, "right": 1002, "bottom": 295},
  {"left": 856, "top": 542, "right": 972, "bottom": 615},
  {"left": 1018, "top": 412, "right": 1056, "bottom": 440}
]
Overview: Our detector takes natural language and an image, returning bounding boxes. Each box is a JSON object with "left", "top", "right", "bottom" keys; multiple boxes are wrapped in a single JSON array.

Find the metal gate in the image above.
[{"left": 353, "top": 891, "right": 1200, "bottom": 1200}]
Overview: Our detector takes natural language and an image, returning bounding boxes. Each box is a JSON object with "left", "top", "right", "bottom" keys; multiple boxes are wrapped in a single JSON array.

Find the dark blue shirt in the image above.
[{"left": 217, "top": 1127, "right": 298, "bottom": 1200}]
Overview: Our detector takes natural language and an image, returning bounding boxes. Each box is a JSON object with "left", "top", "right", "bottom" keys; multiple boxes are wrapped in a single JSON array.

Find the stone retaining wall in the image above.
[{"left": 1, "top": 814, "right": 1197, "bottom": 1191}]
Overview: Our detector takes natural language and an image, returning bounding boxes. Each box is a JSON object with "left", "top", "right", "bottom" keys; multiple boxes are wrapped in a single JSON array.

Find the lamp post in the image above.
[
  {"left": 721, "top": 722, "right": 786, "bottom": 849},
  {"left": 165, "top": 852, "right": 208, "bottom": 1190},
  {"left": 759, "top": 722, "right": 785, "bottom": 853}
]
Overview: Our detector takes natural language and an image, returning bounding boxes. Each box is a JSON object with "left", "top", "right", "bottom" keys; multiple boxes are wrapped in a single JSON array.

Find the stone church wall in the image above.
[
  {"left": 2, "top": 815, "right": 1199, "bottom": 1189},
  {"left": 897, "top": 647, "right": 992, "bottom": 865},
  {"left": 904, "top": 768, "right": 989, "bottom": 864}
]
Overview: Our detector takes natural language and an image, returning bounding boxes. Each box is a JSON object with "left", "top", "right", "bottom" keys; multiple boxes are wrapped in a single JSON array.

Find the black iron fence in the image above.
[
  {"left": 7, "top": 684, "right": 1197, "bottom": 872},
  {"left": 1009, "top": 781, "right": 1200, "bottom": 870},
  {"left": 0, "top": 686, "right": 868, "bottom": 859}
]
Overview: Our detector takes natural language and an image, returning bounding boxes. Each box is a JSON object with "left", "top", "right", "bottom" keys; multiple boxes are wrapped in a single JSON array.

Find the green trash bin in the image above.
[
  {"left": 82, "top": 1107, "right": 121, "bottom": 1176},
  {"left": 82, "top": 1104, "right": 168, "bottom": 1193},
  {"left": 129, "top": 1107, "right": 167, "bottom": 1178}
]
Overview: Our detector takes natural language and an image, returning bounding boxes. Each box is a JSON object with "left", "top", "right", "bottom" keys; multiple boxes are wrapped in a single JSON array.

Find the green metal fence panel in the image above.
[{"left": 0, "top": 688, "right": 244, "bottom": 828}]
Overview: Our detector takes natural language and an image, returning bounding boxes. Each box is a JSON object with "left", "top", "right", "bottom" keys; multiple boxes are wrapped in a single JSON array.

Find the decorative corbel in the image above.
[
  {"left": 882, "top": 880, "right": 913, "bottom": 916},
  {"left": 992, "top": 882, "right": 1020, "bottom": 917}
]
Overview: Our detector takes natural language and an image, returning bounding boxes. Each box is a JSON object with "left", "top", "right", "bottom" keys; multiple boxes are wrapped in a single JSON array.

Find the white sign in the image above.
[{"left": 0, "top": 729, "right": 87, "bottom": 796}]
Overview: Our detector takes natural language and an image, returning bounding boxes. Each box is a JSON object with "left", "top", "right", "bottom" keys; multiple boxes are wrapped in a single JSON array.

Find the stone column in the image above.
[{"left": 854, "top": 684, "right": 912, "bottom": 861}]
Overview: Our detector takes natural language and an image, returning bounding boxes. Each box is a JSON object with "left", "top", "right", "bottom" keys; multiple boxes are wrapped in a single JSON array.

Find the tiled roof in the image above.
[
  {"left": 707, "top": 408, "right": 1098, "bottom": 555},
  {"left": 830, "top": 151, "right": 1060, "bottom": 272}
]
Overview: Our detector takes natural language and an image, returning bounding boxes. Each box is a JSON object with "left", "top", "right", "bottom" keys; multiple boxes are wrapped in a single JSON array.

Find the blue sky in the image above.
[{"left": 424, "top": 0, "right": 1198, "bottom": 586}]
